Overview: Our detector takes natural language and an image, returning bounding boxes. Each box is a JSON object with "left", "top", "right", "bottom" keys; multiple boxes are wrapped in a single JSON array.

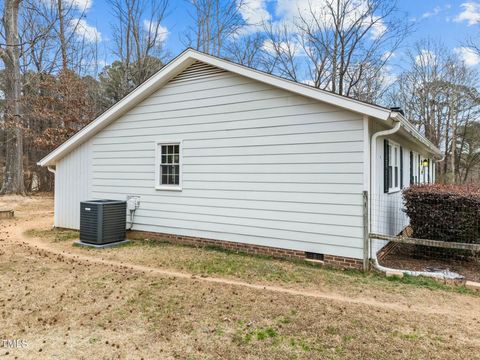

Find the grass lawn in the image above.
[
  {"left": 30, "top": 227, "right": 476, "bottom": 299},
  {"left": 1, "top": 194, "right": 479, "bottom": 359}
]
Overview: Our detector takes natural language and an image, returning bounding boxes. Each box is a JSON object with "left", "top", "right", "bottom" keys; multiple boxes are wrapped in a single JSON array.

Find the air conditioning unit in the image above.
[{"left": 80, "top": 200, "right": 126, "bottom": 245}]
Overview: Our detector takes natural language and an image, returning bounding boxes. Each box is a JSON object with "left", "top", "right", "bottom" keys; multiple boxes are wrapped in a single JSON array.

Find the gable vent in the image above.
[{"left": 169, "top": 61, "right": 228, "bottom": 84}]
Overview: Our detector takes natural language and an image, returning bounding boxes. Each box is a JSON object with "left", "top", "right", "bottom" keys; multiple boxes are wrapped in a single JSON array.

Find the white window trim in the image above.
[
  {"left": 431, "top": 160, "right": 435, "bottom": 183},
  {"left": 419, "top": 154, "right": 428, "bottom": 184},
  {"left": 155, "top": 140, "right": 183, "bottom": 191},
  {"left": 409, "top": 151, "right": 434, "bottom": 186},
  {"left": 412, "top": 151, "right": 419, "bottom": 185},
  {"left": 388, "top": 140, "right": 401, "bottom": 194},
  {"left": 422, "top": 156, "right": 431, "bottom": 184}
]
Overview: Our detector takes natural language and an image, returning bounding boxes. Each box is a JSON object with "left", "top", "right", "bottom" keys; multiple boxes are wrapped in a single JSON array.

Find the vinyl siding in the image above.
[
  {"left": 54, "top": 138, "right": 93, "bottom": 229},
  {"left": 57, "top": 61, "right": 366, "bottom": 259},
  {"left": 370, "top": 119, "right": 435, "bottom": 256}
]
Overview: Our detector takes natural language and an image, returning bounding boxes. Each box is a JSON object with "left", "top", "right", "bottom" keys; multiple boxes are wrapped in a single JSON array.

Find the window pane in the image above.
[
  {"left": 388, "top": 166, "right": 393, "bottom": 188},
  {"left": 161, "top": 165, "right": 168, "bottom": 184},
  {"left": 173, "top": 165, "right": 179, "bottom": 184},
  {"left": 160, "top": 164, "right": 166, "bottom": 185},
  {"left": 166, "top": 165, "right": 177, "bottom": 184},
  {"left": 395, "top": 167, "right": 398, "bottom": 187},
  {"left": 160, "top": 165, "right": 179, "bottom": 185}
]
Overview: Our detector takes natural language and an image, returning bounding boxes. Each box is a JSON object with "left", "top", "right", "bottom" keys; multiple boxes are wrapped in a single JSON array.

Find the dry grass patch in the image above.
[
  {"left": 25, "top": 228, "right": 79, "bottom": 242},
  {"left": 2, "top": 194, "right": 480, "bottom": 359},
  {"left": 2, "top": 241, "right": 478, "bottom": 359},
  {"left": 33, "top": 228, "right": 476, "bottom": 300}
]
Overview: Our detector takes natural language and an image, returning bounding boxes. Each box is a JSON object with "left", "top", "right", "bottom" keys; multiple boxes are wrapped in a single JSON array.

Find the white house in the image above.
[{"left": 38, "top": 49, "right": 441, "bottom": 269}]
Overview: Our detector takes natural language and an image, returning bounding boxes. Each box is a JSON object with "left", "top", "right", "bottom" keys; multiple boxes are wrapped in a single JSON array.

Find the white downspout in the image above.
[
  {"left": 47, "top": 165, "right": 57, "bottom": 228},
  {"left": 368, "top": 116, "right": 462, "bottom": 280},
  {"left": 369, "top": 115, "right": 401, "bottom": 260}
]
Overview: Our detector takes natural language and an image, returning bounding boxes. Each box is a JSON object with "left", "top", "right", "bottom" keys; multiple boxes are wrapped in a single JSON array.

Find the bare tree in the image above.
[
  {"left": 57, "top": 0, "right": 68, "bottom": 70},
  {"left": 109, "top": 0, "right": 169, "bottom": 98},
  {"left": 262, "top": 0, "right": 410, "bottom": 102},
  {"left": 224, "top": 32, "right": 266, "bottom": 68},
  {"left": 457, "top": 122, "right": 480, "bottom": 183},
  {"left": 54, "top": 1, "right": 99, "bottom": 75},
  {"left": 0, "top": 0, "right": 24, "bottom": 194},
  {"left": 183, "top": 0, "right": 246, "bottom": 56},
  {"left": 18, "top": 0, "right": 100, "bottom": 76},
  {"left": 3, "top": 0, "right": 101, "bottom": 193},
  {"left": 19, "top": 0, "right": 57, "bottom": 74},
  {"left": 389, "top": 41, "right": 480, "bottom": 183},
  {"left": 262, "top": 21, "right": 301, "bottom": 81}
]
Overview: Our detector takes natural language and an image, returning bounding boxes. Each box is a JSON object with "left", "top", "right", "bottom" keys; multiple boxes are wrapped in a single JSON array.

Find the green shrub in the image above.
[{"left": 403, "top": 184, "right": 480, "bottom": 244}]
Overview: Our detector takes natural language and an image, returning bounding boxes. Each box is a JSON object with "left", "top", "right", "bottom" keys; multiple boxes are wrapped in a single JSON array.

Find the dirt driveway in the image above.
[{"left": 1, "top": 195, "right": 480, "bottom": 359}]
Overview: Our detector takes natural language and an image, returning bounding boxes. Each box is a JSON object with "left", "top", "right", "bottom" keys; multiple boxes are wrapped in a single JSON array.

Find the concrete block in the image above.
[
  {"left": 386, "top": 271, "right": 404, "bottom": 278},
  {"left": 0, "top": 210, "right": 14, "bottom": 219},
  {"left": 465, "top": 281, "right": 480, "bottom": 291},
  {"left": 74, "top": 239, "right": 131, "bottom": 248}
]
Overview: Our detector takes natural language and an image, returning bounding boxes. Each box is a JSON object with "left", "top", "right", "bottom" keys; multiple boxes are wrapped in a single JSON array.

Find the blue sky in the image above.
[{"left": 74, "top": 0, "right": 480, "bottom": 70}]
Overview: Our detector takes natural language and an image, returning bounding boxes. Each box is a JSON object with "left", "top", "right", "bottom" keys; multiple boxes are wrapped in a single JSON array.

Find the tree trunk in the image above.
[
  {"left": 0, "top": 0, "right": 25, "bottom": 195},
  {"left": 57, "top": 0, "right": 68, "bottom": 70}
]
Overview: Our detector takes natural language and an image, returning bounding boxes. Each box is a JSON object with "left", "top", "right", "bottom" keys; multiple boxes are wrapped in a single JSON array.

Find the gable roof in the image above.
[{"left": 38, "top": 48, "right": 439, "bottom": 166}]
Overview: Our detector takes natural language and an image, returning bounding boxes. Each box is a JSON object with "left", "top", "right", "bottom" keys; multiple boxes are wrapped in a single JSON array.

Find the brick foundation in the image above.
[
  {"left": 323, "top": 255, "right": 363, "bottom": 270},
  {"left": 127, "top": 230, "right": 363, "bottom": 270}
]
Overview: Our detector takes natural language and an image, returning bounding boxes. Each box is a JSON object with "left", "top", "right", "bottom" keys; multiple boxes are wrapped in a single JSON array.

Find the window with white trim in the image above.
[
  {"left": 388, "top": 141, "right": 400, "bottom": 192},
  {"left": 155, "top": 142, "right": 181, "bottom": 189}
]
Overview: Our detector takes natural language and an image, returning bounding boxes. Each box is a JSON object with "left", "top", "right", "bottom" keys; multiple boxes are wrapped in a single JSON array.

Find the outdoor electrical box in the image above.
[
  {"left": 80, "top": 200, "right": 126, "bottom": 245},
  {"left": 126, "top": 195, "right": 140, "bottom": 211}
]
